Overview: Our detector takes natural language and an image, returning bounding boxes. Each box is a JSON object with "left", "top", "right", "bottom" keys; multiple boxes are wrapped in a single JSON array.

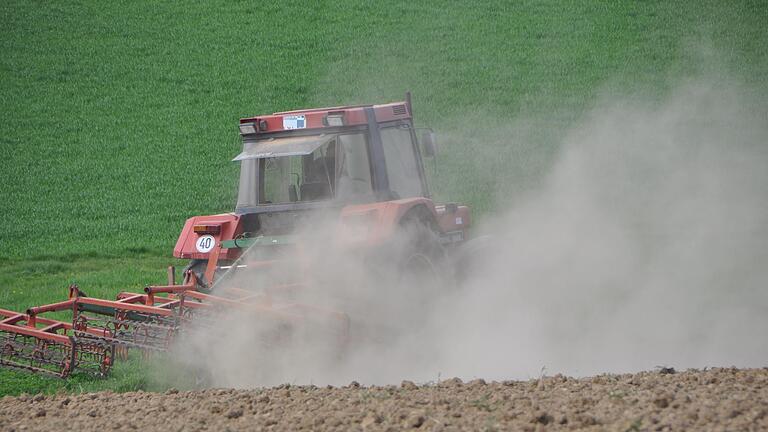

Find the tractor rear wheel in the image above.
[{"left": 397, "top": 217, "right": 447, "bottom": 290}]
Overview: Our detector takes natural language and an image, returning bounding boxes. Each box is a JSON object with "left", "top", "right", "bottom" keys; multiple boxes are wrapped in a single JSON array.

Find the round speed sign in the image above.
[{"left": 195, "top": 235, "right": 216, "bottom": 253}]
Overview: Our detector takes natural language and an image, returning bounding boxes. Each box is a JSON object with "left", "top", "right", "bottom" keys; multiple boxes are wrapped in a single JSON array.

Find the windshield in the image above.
[{"left": 236, "top": 132, "right": 373, "bottom": 208}]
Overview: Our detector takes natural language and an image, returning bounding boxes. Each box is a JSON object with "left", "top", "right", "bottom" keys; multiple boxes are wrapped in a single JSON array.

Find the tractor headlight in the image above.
[{"left": 239, "top": 122, "right": 257, "bottom": 135}]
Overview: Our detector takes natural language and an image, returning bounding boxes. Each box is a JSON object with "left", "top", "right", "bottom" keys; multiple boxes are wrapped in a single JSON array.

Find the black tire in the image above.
[{"left": 397, "top": 218, "right": 446, "bottom": 290}]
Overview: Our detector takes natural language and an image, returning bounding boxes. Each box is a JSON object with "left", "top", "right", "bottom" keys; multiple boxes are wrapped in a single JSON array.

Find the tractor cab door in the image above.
[{"left": 378, "top": 124, "right": 428, "bottom": 200}]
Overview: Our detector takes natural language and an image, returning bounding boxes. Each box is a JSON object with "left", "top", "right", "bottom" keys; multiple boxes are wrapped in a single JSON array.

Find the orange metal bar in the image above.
[
  {"left": 144, "top": 283, "right": 196, "bottom": 295},
  {"left": 8, "top": 308, "right": 115, "bottom": 339},
  {"left": 39, "top": 322, "right": 65, "bottom": 333},
  {"left": 144, "top": 283, "right": 195, "bottom": 306},
  {"left": 33, "top": 316, "right": 74, "bottom": 329},
  {"left": 204, "top": 244, "right": 223, "bottom": 286},
  {"left": 76, "top": 297, "right": 174, "bottom": 317},
  {"left": 0, "top": 322, "right": 71, "bottom": 345},
  {"left": 116, "top": 293, "right": 180, "bottom": 306},
  {"left": 0, "top": 309, "right": 24, "bottom": 318},
  {"left": 156, "top": 300, "right": 182, "bottom": 309},
  {"left": 0, "top": 314, "right": 25, "bottom": 325},
  {"left": 116, "top": 294, "right": 145, "bottom": 304},
  {"left": 149, "top": 297, "right": 177, "bottom": 304},
  {"left": 26, "top": 299, "right": 76, "bottom": 316},
  {"left": 167, "top": 266, "right": 176, "bottom": 286},
  {"left": 26, "top": 299, "right": 77, "bottom": 327}
]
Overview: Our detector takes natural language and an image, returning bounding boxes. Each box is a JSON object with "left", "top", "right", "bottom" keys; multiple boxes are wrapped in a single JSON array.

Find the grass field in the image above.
[{"left": 1, "top": 0, "right": 766, "bottom": 395}]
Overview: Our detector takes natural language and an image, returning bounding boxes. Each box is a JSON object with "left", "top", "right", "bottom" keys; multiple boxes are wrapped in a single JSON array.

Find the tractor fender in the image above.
[
  {"left": 173, "top": 213, "right": 242, "bottom": 260},
  {"left": 340, "top": 198, "right": 441, "bottom": 245}
]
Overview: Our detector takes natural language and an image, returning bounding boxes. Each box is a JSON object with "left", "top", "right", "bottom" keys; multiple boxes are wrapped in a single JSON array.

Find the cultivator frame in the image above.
[{"left": 1, "top": 267, "right": 350, "bottom": 378}]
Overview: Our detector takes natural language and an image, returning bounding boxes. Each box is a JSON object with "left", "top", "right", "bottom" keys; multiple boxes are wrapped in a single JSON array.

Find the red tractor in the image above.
[{"left": 174, "top": 94, "right": 471, "bottom": 293}]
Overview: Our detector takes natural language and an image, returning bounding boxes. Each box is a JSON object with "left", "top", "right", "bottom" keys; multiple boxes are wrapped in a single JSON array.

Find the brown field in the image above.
[{"left": 1, "top": 367, "right": 765, "bottom": 431}]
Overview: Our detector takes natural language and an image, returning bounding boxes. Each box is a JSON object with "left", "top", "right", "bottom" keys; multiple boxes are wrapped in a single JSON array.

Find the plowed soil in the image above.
[{"left": 1, "top": 368, "right": 766, "bottom": 431}]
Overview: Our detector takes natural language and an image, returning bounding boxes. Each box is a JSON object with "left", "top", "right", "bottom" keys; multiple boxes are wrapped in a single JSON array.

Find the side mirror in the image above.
[{"left": 421, "top": 130, "right": 437, "bottom": 157}]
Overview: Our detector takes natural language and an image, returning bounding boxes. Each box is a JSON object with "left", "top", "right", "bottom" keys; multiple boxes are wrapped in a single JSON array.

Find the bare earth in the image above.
[{"left": 1, "top": 368, "right": 765, "bottom": 431}]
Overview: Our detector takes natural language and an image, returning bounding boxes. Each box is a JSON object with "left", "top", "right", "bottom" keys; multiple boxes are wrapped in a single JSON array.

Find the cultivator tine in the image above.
[
  {"left": 2, "top": 272, "right": 351, "bottom": 380},
  {"left": 0, "top": 308, "right": 114, "bottom": 378},
  {"left": 67, "top": 286, "right": 182, "bottom": 353},
  {"left": 72, "top": 336, "right": 115, "bottom": 377},
  {"left": 21, "top": 285, "right": 182, "bottom": 356},
  {"left": 73, "top": 308, "right": 178, "bottom": 352},
  {"left": 0, "top": 331, "right": 75, "bottom": 378}
]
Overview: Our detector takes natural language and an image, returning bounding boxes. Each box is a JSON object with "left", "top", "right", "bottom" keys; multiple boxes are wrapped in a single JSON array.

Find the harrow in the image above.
[
  {"left": 0, "top": 267, "right": 350, "bottom": 378},
  {"left": 0, "top": 308, "right": 114, "bottom": 378}
]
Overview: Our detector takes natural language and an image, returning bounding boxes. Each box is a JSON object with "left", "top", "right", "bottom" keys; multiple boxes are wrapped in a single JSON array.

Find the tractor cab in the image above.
[
  {"left": 233, "top": 98, "right": 434, "bottom": 214},
  {"left": 235, "top": 132, "right": 374, "bottom": 206}
]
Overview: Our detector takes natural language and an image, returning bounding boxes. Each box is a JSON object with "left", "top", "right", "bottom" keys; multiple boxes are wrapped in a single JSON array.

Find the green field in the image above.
[{"left": 1, "top": 0, "right": 766, "bottom": 395}]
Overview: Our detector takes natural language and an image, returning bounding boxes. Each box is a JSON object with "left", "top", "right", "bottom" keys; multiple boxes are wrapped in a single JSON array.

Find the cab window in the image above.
[{"left": 380, "top": 126, "right": 422, "bottom": 199}]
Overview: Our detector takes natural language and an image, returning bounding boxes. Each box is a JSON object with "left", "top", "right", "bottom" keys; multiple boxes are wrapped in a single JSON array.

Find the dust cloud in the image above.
[
  {"left": 425, "top": 79, "right": 768, "bottom": 380},
  {"left": 171, "top": 79, "right": 768, "bottom": 388}
]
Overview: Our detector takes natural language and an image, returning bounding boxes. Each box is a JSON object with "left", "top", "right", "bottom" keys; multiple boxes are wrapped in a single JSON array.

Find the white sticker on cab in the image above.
[
  {"left": 283, "top": 115, "right": 306, "bottom": 130},
  {"left": 455, "top": 217, "right": 463, "bottom": 225}
]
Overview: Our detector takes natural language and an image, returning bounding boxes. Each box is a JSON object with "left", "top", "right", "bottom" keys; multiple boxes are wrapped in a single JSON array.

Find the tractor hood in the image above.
[{"left": 233, "top": 133, "right": 338, "bottom": 160}]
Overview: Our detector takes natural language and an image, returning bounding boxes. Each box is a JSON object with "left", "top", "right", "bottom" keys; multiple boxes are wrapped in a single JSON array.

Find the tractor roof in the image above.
[{"left": 238, "top": 100, "right": 411, "bottom": 136}]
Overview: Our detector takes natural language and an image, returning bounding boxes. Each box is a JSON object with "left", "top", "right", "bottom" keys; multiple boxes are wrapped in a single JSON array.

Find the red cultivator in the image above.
[
  {"left": 0, "top": 281, "right": 182, "bottom": 378},
  {"left": 1, "top": 267, "right": 351, "bottom": 378}
]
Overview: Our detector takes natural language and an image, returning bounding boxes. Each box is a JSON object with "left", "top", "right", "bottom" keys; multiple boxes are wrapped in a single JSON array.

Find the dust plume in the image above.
[
  {"left": 425, "top": 79, "right": 768, "bottom": 380},
  {"left": 171, "top": 78, "right": 768, "bottom": 388}
]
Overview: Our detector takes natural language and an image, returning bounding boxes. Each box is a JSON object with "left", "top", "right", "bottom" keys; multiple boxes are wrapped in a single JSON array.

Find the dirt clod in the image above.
[
  {"left": 467, "top": 378, "right": 486, "bottom": 387},
  {"left": 225, "top": 408, "right": 243, "bottom": 419},
  {"left": 361, "top": 413, "right": 383, "bottom": 428},
  {"left": 532, "top": 411, "right": 553, "bottom": 425},
  {"left": 440, "top": 377, "right": 463, "bottom": 387},
  {"left": 404, "top": 410, "right": 426, "bottom": 428}
]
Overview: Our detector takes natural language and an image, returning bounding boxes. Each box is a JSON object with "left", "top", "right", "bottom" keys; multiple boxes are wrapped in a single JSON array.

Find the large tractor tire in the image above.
[{"left": 397, "top": 216, "right": 447, "bottom": 291}]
